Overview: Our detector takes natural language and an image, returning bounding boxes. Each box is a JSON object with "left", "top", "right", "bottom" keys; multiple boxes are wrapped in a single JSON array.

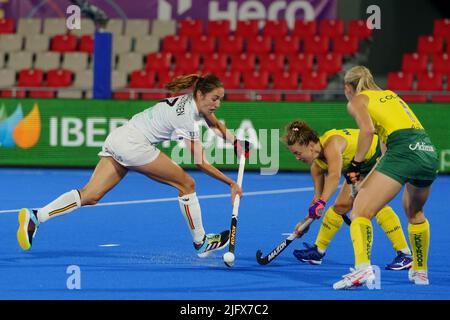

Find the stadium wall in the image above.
[{"left": 1, "top": 98, "right": 449, "bottom": 173}]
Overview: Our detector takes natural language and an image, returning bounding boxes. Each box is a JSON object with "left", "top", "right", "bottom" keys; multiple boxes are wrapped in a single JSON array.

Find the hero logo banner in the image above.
[{"left": 157, "top": 0, "right": 336, "bottom": 29}]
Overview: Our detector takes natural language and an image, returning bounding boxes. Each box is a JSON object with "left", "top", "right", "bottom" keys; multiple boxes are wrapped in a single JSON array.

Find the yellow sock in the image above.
[
  {"left": 315, "top": 206, "right": 344, "bottom": 252},
  {"left": 408, "top": 219, "right": 430, "bottom": 271},
  {"left": 350, "top": 217, "right": 373, "bottom": 268},
  {"left": 376, "top": 206, "right": 410, "bottom": 254}
]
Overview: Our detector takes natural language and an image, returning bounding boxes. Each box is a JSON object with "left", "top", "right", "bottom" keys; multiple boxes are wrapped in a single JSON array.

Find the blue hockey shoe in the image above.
[{"left": 293, "top": 242, "right": 325, "bottom": 265}]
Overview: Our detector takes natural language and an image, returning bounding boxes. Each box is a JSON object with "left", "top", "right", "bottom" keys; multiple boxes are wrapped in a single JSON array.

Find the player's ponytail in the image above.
[
  {"left": 165, "top": 74, "right": 223, "bottom": 95},
  {"left": 283, "top": 120, "right": 319, "bottom": 146},
  {"left": 344, "top": 66, "right": 381, "bottom": 94}
]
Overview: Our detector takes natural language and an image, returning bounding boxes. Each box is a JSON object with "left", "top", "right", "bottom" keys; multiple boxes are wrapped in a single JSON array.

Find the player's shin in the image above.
[
  {"left": 350, "top": 217, "right": 373, "bottom": 268},
  {"left": 179, "top": 192, "right": 206, "bottom": 244},
  {"left": 315, "top": 206, "right": 344, "bottom": 253},
  {"left": 408, "top": 218, "right": 430, "bottom": 271},
  {"left": 376, "top": 206, "right": 410, "bottom": 254},
  {"left": 37, "top": 189, "right": 81, "bottom": 223}
]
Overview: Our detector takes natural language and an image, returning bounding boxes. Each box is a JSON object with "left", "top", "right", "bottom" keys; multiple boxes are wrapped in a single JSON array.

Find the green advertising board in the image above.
[{"left": 1, "top": 98, "right": 450, "bottom": 173}]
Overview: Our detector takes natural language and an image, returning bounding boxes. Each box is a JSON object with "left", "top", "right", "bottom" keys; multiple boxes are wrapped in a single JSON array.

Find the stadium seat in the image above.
[
  {"left": 104, "top": 19, "right": 124, "bottom": 35},
  {"left": 230, "top": 53, "right": 256, "bottom": 72},
  {"left": 174, "top": 52, "right": 201, "bottom": 74},
  {"left": 417, "top": 35, "right": 444, "bottom": 55},
  {"left": 348, "top": 20, "right": 373, "bottom": 40},
  {"left": 0, "top": 34, "right": 23, "bottom": 52},
  {"left": 317, "top": 53, "right": 343, "bottom": 75},
  {"left": 35, "top": 52, "right": 61, "bottom": 71},
  {"left": 287, "top": 53, "right": 314, "bottom": 75},
  {"left": 18, "top": 69, "right": 44, "bottom": 87},
  {"left": 0, "top": 18, "right": 15, "bottom": 34},
  {"left": 0, "top": 68, "right": 17, "bottom": 90},
  {"left": 217, "top": 70, "right": 241, "bottom": 89},
  {"left": 43, "top": 18, "right": 67, "bottom": 36},
  {"left": 70, "top": 19, "right": 95, "bottom": 36},
  {"left": 402, "top": 53, "right": 428, "bottom": 74},
  {"left": 304, "top": 35, "right": 330, "bottom": 54},
  {"left": 156, "top": 70, "right": 177, "bottom": 88},
  {"left": 258, "top": 54, "right": 285, "bottom": 73},
  {"left": 179, "top": 20, "right": 204, "bottom": 37},
  {"left": 433, "top": 19, "right": 450, "bottom": 38},
  {"left": 191, "top": 35, "right": 216, "bottom": 54},
  {"left": 116, "top": 52, "right": 144, "bottom": 73},
  {"left": 51, "top": 34, "right": 78, "bottom": 52},
  {"left": 243, "top": 71, "right": 269, "bottom": 89},
  {"left": 151, "top": 20, "right": 177, "bottom": 38},
  {"left": 7, "top": 51, "right": 33, "bottom": 71},
  {"left": 263, "top": 20, "right": 288, "bottom": 38},
  {"left": 129, "top": 70, "right": 156, "bottom": 88},
  {"left": 386, "top": 71, "right": 414, "bottom": 91},
  {"left": 202, "top": 53, "right": 228, "bottom": 74},
  {"left": 162, "top": 35, "right": 189, "bottom": 54},
  {"left": 432, "top": 53, "right": 450, "bottom": 76},
  {"left": 79, "top": 35, "right": 94, "bottom": 53},
  {"left": 236, "top": 20, "right": 259, "bottom": 38},
  {"left": 17, "top": 18, "right": 41, "bottom": 35},
  {"left": 134, "top": 35, "right": 160, "bottom": 54},
  {"left": 125, "top": 19, "right": 150, "bottom": 37},
  {"left": 207, "top": 20, "right": 231, "bottom": 37},
  {"left": 246, "top": 36, "right": 272, "bottom": 55},
  {"left": 218, "top": 35, "right": 244, "bottom": 55},
  {"left": 319, "top": 19, "right": 344, "bottom": 38},
  {"left": 62, "top": 52, "right": 89, "bottom": 71},
  {"left": 25, "top": 34, "right": 50, "bottom": 52},
  {"left": 332, "top": 35, "right": 359, "bottom": 55},
  {"left": 296, "top": 71, "right": 328, "bottom": 101},
  {"left": 47, "top": 69, "right": 73, "bottom": 87},
  {"left": 272, "top": 71, "right": 299, "bottom": 90},
  {"left": 417, "top": 72, "right": 443, "bottom": 91},
  {"left": 293, "top": 20, "right": 317, "bottom": 38},
  {"left": 112, "top": 35, "right": 133, "bottom": 54},
  {"left": 146, "top": 52, "right": 172, "bottom": 72},
  {"left": 274, "top": 35, "right": 300, "bottom": 55}
]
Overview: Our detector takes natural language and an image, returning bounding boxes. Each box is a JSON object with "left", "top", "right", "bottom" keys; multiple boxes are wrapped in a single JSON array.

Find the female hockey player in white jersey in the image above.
[{"left": 17, "top": 74, "right": 251, "bottom": 257}]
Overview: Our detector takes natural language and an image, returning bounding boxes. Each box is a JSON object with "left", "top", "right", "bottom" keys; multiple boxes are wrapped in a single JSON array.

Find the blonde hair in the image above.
[
  {"left": 344, "top": 66, "right": 381, "bottom": 94},
  {"left": 165, "top": 74, "right": 223, "bottom": 96},
  {"left": 283, "top": 120, "right": 319, "bottom": 146}
]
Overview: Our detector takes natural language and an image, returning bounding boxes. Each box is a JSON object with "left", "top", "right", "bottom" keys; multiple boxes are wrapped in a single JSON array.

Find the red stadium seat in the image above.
[
  {"left": 217, "top": 70, "right": 241, "bottom": 89},
  {"left": 0, "top": 18, "right": 15, "bottom": 34},
  {"left": 51, "top": 34, "right": 78, "bottom": 52},
  {"left": 432, "top": 53, "right": 450, "bottom": 76},
  {"left": 401, "top": 53, "right": 428, "bottom": 74},
  {"left": 202, "top": 53, "right": 228, "bottom": 74},
  {"left": 417, "top": 72, "right": 443, "bottom": 91},
  {"left": 112, "top": 91, "right": 139, "bottom": 100},
  {"left": 146, "top": 52, "right": 172, "bottom": 72},
  {"left": 174, "top": 53, "right": 201, "bottom": 74},
  {"left": 79, "top": 35, "right": 94, "bottom": 53},
  {"left": 293, "top": 20, "right": 317, "bottom": 38},
  {"left": 272, "top": 71, "right": 299, "bottom": 90},
  {"left": 303, "top": 35, "right": 330, "bottom": 54},
  {"left": 18, "top": 69, "right": 44, "bottom": 87},
  {"left": 130, "top": 70, "right": 156, "bottom": 88},
  {"left": 156, "top": 70, "right": 177, "bottom": 88},
  {"left": 162, "top": 35, "right": 189, "bottom": 54},
  {"left": 386, "top": 71, "right": 414, "bottom": 91},
  {"left": 287, "top": 53, "right": 314, "bottom": 75},
  {"left": 47, "top": 69, "right": 73, "bottom": 87},
  {"left": 333, "top": 35, "right": 359, "bottom": 55},
  {"left": 274, "top": 35, "right": 300, "bottom": 55},
  {"left": 348, "top": 20, "right": 373, "bottom": 40},
  {"left": 1, "top": 90, "right": 27, "bottom": 98},
  {"left": 230, "top": 53, "right": 256, "bottom": 72},
  {"left": 433, "top": 19, "right": 450, "bottom": 38},
  {"left": 243, "top": 71, "right": 269, "bottom": 89},
  {"left": 207, "top": 20, "right": 231, "bottom": 37},
  {"left": 235, "top": 20, "right": 259, "bottom": 38},
  {"left": 258, "top": 54, "right": 285, "bottom": 73},
  {"left": 191, "top": 35, "right": 216, "bottom": 54},
  {"left": 246, "top": 35, "right": 272, "bottom": 55},
  {"left": 317, "top": 53, "right": 343, "bottom": 75},
  {"left": 263, "top": 20, "right": 288, "bottom": 38},
  {"left": 319, "top": 19, "right": 344, "bottom": 38},
  {"left": 218, "top": 35, "right": 244, "bottom": 55},
  {"left": 141, "top": 92, "right": 167, "bottom": 100},
  {"left": 417, "top": 35, "right": 444, "bottom": 55},
  {"left": 178, "top": 20, "right": 204, "bottom": 37},
  {"left": 293, "top": 71, "right": 327, "bottom": 101}
]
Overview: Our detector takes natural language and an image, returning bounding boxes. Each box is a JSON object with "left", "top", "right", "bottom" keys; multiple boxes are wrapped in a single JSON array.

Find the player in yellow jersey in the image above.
[
  {"left": 333, "top": 66, "right": 439, "bottom": 289},
  {"left": 283, "top": 121, "right": 412, "bottom": 270}
]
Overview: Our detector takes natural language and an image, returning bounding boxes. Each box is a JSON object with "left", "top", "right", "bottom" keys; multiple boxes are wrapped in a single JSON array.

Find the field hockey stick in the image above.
[
  {"left": 256, "top": 215, "right": 314, "bottom": 266},
  {"left": 223, "top": 153, "right": 246, "bottom": 268}
]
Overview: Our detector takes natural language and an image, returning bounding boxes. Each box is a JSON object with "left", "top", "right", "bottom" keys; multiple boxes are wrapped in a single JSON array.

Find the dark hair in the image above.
[
  {"left": 283, "top": 120, "right": 319, "bottom": 146},
  {"left": 165, "top": 74, "right": 223, "bottom": 96}
]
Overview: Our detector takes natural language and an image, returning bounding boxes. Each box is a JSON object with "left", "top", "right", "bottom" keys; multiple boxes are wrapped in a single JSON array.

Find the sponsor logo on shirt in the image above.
[{"left": 409, "top": 142, "right": 435, "bottom": 152}]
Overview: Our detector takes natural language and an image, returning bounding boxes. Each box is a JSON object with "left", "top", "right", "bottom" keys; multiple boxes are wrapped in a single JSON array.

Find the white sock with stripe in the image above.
[
  {"left": 178, "top": 192, "right": 205, "bottom": 244},
  {"left": 37, "top": 189, "right": 81, "bottom": 223}
]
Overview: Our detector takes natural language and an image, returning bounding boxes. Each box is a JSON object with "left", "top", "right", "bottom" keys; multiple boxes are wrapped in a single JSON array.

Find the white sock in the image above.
[
  {"left": 400, "top": 248, "right": 412, "bottom": 255},
  {"left": 37, "top": 189, "right": 81, "bottom": 223},
  {"left": 178, "top": 192, "right": 206, "bottom": 244}
]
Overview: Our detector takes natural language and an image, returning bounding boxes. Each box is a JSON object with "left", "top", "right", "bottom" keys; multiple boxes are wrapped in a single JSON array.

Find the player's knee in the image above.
[
  {"left": 180, "top": 174, "right": 196, "bottom": 194},
  {"left": 333, "top": 203, "right": 351, "bottom": 215}
]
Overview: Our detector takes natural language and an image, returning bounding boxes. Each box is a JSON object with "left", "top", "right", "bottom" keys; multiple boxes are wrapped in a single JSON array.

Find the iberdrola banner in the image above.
[{"left": 1, "top": 99, "right": 450, "bottom": 174}]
